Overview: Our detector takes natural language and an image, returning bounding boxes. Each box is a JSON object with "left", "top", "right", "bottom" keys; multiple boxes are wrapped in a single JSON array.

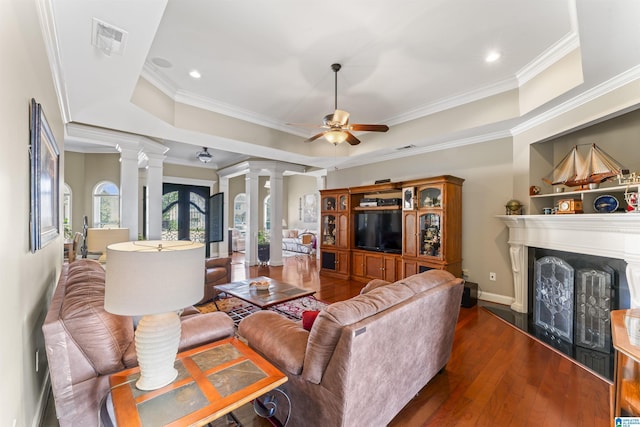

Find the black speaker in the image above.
[{"left": 461, "top": 281, "right": 478, "bottom": 308}]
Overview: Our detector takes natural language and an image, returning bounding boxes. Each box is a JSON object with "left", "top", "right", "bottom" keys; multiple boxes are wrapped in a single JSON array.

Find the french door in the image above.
[{"left": 162, "top": 183, "right": 210, "bottom": 254}]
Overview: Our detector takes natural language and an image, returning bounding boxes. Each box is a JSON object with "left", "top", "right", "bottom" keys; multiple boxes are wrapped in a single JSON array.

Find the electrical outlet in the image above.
[
  {"left": 35, "top": 350, "right": 39, "bottom": 372},
  {"left": 489, "top": 272, "right": 497, "bottom": 281}
]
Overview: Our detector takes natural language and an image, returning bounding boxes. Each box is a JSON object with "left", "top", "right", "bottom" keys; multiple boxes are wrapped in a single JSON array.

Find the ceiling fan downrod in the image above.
[{"left": 331, "top": 63, "right": 341, "bottom": 110}]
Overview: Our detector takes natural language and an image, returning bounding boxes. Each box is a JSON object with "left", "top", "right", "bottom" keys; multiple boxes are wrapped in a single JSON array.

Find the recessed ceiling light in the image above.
[
  {"left": 189, "top": 70, "right": 201, "bottom": 79},
  {"left": 485, "top": 51, "right": 501, "bottom": 63},
  {"left": 151, "top": 57, "right": 172, "bottom": 68}
]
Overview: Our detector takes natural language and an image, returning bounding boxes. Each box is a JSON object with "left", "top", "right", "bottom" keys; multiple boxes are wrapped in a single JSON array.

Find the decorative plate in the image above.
[{"left": 593, "top": 194, "right": 619, "bottom": 213}]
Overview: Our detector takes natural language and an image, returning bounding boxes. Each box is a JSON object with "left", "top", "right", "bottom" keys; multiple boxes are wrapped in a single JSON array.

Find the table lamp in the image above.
[{"left": 104, "top": 240, "right": 204, "bottom": 390}]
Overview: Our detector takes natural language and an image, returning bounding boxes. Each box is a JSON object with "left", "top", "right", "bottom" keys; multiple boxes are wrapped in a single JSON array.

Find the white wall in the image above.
[{"left": 1, "top": 1, "right": 65, "bottom": 426}]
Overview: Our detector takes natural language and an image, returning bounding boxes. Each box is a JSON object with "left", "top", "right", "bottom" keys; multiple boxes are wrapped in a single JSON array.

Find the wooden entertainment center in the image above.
[{"left": 319, "top": 175, "right": 464, "bottom": 281}]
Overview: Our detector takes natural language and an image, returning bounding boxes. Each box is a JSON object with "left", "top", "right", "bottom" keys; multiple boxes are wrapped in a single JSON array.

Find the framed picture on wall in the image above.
[
  {"left": 301, "top": 193, "right": 318, "bottom": 223},
  {"left": 30, "top": 98, "right": 60, "bottom": 252},
  {"left": 402, "top": 187, "right": 415, "bottom": 210}
]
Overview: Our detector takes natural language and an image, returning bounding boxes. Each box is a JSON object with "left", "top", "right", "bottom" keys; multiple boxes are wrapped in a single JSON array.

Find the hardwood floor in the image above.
[{"left": 42, "top": 253, "right": 612, "bottom": 426}]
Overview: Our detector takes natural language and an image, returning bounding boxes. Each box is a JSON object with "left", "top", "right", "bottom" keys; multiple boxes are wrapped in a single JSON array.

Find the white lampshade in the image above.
[
  {"left": 104, "top": 240, "right": 205, "bottom": 390},
  {"left": 105, "top": 240, "right": 204, "bottom": 315}
]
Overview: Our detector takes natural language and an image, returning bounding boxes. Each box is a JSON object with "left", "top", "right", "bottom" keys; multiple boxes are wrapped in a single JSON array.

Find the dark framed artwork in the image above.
[{"left": 30, "top": 98, "right": 60, "bottom": 252}]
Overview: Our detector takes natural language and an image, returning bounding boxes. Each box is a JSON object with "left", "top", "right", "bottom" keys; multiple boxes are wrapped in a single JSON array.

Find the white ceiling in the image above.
[{"left": 46, "top": 0, "right": 640, "bottom": 172}]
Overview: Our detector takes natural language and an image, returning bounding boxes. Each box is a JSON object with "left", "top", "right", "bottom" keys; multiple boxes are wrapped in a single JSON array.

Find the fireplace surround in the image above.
[
  {"left": 499, "top": 214, "right": 640, "bottom": 313},
  {"left": 497, "top": 213, "right": 640, "bottom": 379}
]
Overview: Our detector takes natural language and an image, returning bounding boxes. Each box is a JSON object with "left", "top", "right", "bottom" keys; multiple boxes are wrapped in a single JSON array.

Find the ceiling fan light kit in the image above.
[
  {"left": 293, "top": 63, "right": 389, "bottom": 146},
  {"left": 196, "top": 147, "right": 212, "bottom": 163}
]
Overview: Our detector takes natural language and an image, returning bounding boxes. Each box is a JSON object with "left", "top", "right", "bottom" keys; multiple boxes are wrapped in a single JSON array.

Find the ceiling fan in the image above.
[{"left": 291, "top": 63, "right": 389, "bottom": 145}]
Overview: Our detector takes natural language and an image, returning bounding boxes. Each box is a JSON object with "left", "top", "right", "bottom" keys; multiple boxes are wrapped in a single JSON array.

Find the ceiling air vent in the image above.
[{"left": 91, "top": 18, "right": 127, "bottom": 56}]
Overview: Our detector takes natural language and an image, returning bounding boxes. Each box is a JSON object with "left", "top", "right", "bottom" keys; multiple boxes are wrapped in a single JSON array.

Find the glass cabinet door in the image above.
[
  {"left": 339, "top": 195, "right": 348, "bottom": 211},
  {"left": 418, "top": 187, "right": 442, "bottom": 208},
  {"left": 322, "top": 214, "right": 336, "bottom": 245},
  {"left": 420, "top": 213, "right": 441, "bottom": 257},
  {"left": 322, "top": 196, "right": 337, "bottom": 211}
]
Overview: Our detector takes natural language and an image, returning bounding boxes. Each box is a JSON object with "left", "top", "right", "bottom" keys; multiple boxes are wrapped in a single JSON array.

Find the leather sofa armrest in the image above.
[
  {"left": 238, "top": 311, "right": 309, "bottom": 375},
  {"left": 205, "top": 257, "right": 231, "bottom": 268},
  {"left": 179, "top": 312, "right": 235, "bottom": 351}
]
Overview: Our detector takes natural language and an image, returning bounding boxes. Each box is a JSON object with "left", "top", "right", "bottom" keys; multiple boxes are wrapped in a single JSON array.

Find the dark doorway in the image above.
[{"left": 162, "top": 183, "right": 210, "bottom": 256}]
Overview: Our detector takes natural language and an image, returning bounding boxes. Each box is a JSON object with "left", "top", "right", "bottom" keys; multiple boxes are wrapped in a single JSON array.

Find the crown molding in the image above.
[
  {"left": 512, "top": 64, "right": 640, "bottom": 136},
  {"left": 36, "top": 0, "right": 71, "bottom": 123},
  {"left": 516, "top": 31, "right": 580, "bottom": 85}
]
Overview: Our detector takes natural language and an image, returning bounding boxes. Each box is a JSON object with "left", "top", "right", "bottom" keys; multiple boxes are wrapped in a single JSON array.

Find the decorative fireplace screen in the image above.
[
  {"left": 534, "top": 256, "right": 614, "bottom": 350},
  {"left": 534, "top": 256, "right": 574, "bottom": 342},
  {"left": 575, "top": 268, "right": 613, "bottom": 352}
]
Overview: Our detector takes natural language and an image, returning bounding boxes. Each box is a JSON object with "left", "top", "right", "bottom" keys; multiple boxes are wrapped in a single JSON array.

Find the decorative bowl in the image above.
[{"left": 250, "top": 280, "right": 270, "bottom": 291}]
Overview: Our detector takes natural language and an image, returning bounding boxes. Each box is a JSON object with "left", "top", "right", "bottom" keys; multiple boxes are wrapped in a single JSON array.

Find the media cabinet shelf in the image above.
[
  {"left": 320, "top": 175, "right": 464, "bottom": 281},
  {"left": 353, "top": 205, "right": 401, "bottom": 211}
]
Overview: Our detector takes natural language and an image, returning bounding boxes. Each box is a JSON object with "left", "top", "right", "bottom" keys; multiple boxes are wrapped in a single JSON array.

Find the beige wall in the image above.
[
  {"left": 285, "top": 175, "right": 320, "bottom": 231},
  {"left": 328, "top": 138, "right": 515, "bottom": 302},
  {"left": 64, "top": 152, "right": 120, "bottom": 231},
  {"left": 1, "top": 1, "right": 65, "bottom": 425}
]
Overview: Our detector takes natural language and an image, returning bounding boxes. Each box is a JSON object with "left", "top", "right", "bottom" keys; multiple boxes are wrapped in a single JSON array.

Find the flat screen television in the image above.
[{"left": 354, "top": 210, "right": 402, "bottom": 254}]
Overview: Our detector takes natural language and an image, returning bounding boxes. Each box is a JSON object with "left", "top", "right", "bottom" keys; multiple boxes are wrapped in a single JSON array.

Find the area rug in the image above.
[{"left": 196, "top": 295, "right": 327, "bottom": 326}]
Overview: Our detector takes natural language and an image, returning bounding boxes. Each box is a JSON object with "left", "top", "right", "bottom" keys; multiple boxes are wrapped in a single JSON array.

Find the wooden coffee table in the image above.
[
  {"left": 214, "top": 276, "right": 315, "bottom": 309},
  {"left": 108, "top": 337, "right": 287, "bottom": 426}
]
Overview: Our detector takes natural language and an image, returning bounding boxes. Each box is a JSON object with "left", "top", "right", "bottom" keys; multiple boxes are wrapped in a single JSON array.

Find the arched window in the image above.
[
  {"left": 93, "top": 181, "right": 120, "bottom": 228},
  {"left": 63, "top": 183, "right": 72, "bottom": 239},
  {"left": 264, "top": 194, "right": 271, "bottom": 232},
  {"left": 234, "top": 193, "right": 247, "bottom": 232}
]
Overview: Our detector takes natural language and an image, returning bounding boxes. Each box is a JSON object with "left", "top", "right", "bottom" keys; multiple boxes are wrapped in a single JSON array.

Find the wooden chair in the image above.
[{"left": 68, "top": 232, "right": 83, "bottom": 263}]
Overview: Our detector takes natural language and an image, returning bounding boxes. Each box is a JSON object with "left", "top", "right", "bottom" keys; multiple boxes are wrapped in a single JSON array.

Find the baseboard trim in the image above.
[
  {"left": 478, "top": 291, "right": 514, "bottom": 306},
  {"left": 33, "top": 369, "right": 51, "bottom": 427}
]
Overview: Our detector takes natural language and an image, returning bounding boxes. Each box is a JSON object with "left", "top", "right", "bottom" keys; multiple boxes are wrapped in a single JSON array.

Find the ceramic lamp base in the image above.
[{"left": 134, "top": 312, "right": 181, "bottom": 390}]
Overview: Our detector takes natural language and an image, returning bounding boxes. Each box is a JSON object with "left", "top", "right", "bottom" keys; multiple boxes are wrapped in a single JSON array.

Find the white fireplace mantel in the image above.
[{"left": 498, "top": 214, "right": 640, "bottom": 313}]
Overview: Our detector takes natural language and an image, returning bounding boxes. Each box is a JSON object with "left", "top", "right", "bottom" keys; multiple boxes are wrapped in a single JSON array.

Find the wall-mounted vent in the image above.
[
  {"left": 396, "top": 144, "right": 416, "bottom": 151},
  {"left": 92, "top": 18, "right": 127, "bottom": 56}
]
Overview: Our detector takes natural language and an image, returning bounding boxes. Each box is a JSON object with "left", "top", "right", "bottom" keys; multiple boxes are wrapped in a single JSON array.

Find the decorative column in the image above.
[
  {"left": 245, "top": 168, "right": 260, "bottom": 266},
  {"left": 269, "top": 169, "right": 284, "bottom": 267},
  {"left": 145, "top": 152, "right": 165, "bottom": 240},
  {"left": 116, "top": 143, "right": 139, "bottom": 241},
  {"left": 219, "top": 176, "right": 230, "bottom": 257}
]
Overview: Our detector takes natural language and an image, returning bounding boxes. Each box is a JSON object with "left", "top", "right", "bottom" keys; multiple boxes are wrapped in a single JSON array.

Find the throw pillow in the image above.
[{"left": 302, "top": 310, "right": 321, "bottom": 331}]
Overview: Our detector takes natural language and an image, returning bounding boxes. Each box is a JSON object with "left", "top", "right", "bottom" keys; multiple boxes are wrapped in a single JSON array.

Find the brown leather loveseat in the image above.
[
  {"left": 239, "top": 270, "right": 464, "bottom": 427},
  {"left": 43, "top": 259, "right": 235, "bottom": 426}
]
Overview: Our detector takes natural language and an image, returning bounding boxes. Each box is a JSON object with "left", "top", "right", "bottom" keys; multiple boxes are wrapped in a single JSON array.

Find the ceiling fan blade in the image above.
[
  {"left": 304, "top": 132, "right": 326, "bottom": 143},
  {"left": 345, "top": 132, "right": 361, "bottom": 146},
  {"left": 349, "top": 124, "right": 390, "bottom": 132},
  {"left": 333, "top": 109, "right": 350, "bottom": 126}
]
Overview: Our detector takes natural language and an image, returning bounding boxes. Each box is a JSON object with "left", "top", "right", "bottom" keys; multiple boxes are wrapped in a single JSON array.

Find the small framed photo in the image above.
[{"left": 402, "top": 187, "right": 415, "bottom": 210}]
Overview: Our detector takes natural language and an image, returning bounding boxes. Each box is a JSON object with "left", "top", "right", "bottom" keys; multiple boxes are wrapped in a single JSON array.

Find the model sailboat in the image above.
[{"left": 543, "top": 143, "right": 627, "bottom": 188}]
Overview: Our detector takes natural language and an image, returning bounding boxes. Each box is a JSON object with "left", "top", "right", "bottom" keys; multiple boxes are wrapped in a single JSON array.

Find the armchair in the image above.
[{"left": 200, "top": 257, "right": 232, "bottom": 304}]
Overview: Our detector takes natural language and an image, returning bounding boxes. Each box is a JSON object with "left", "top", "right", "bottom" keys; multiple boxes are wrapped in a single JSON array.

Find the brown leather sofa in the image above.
[
  {"left": 201, "top": 257, "right": 232, "bottom": 304},
  {"left": 238, "top": 270, "right": 464, "bottom": 427},
  {"left": 43, "top": 259, "right": 235, "bottom": 427}
]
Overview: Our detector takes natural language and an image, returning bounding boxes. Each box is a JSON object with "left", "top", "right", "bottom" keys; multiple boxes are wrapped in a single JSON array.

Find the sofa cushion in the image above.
[
  {"left": 360, "top": 278, "right": 392, "bottom": 294},
  {"left": 239, "top": 311, "right": 309, "bottom": 375},
  {"left": 303, "top": 284, "right": 414, "bottom": 384},
  {"left": 400, "top": 269, "right": 458, "bottom": 294},
  {"left": 61, "top": 260, "right": 133, "bottom": 375}
]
